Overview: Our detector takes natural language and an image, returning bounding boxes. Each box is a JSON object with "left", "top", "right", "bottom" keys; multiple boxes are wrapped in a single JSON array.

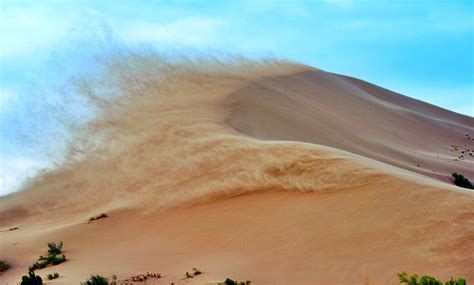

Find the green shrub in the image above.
[
  {"left": 444, "top": 277, "right": 467, "bottom": 285},
  {"left": 50, "top": 254, "right": 67, "bottom": 265},
  {"left": 398, "top": 272, "right": 466, "bottom": 285},
  {"left": 452, "top": 172, "right": 474, "bottom": 189},
  {"left": 47, "top": 241, "right": 63, "bottom": 255},
  {"left": 47, "top": 272, "right": 59, "bottom": 280},
  {"left": 20, "top": 271, "right": 43, "bottom": 285},
  {"left": 29, "top": 259, "right": 48, "bottom": 271},
  {"left": 0, "top": 260, "right": 9, "bottom": 271},
  {"left": 30, "top": 241, "right": 66, "bottom": 271},
  {"left": 83, "top": 275, "right": 109, "bottom": 285}
]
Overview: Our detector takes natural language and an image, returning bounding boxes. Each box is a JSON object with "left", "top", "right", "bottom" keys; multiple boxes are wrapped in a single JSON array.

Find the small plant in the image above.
[
  {"left": 452, "top": 172, "right": 473, "bottom": 189},
  {"left": 217, "top": 278, "right": 251, "bottom": 285},
  {"left": 89, "top": 213, "right": 108, "bottom": 222},
  {"left": 21, "top": 271, "right": 43, "bottom": 285},
  {"left": 445, "top": 277, "right": 467, "bottom": 285},
  {"left": 185, "top": 271, "right": 193, "bottom": 278},
  {"left": 82, "top": 275, "right": 109, "bottom": 285},
  {"left": 0, "top": 260, "right": 10, "bottom": 271},
  {"left": 192, "top": 267, "right": 202, "bottom": 275},
  {"left": 30, "top": 241, "right": 66, "bottom": 271},
  {"left": 398, "top": 272, "right": 466, "bottom": 285},
  {"left": 47, "top": 241, "right": 63, "bottom": 255},
  {"left": 46, "top": 272, "right": 59, "bottom": 280},
  {"left": 9, "top": 226, "right": 19, "bottom": 231}
]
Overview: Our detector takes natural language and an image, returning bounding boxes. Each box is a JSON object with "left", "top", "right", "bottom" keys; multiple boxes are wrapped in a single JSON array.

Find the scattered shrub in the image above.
[
  {"left": 445, "top": 277, "right": 467, "bottom": 285},
  {"left": 185, "top": 271, "right": 193, "bottom": 278},
  {"left": 82, "top": 275, "right": 109, "bottom": 285},
  {"left": 398, "top": 272, "right": 466, "bottom": 285},
  {"left": 452, "top": 172, "right": 473, "bottom": 189},
  {"left": 47, "top": 241, "right": 63, "bottom": 255},
  {"left": 50, "top": 254, "right": 67, "bottom": 265},
  {"left": 0, "top": 260, "right": 10, "bottom": 271},
  {"left": 46, "top": 272, "right": 59, "bottom": 280},
  {"left": 9, "top": 226, "right": 19, "bottom": 231},
  {"left": 30, "top": 241, "right": 66, "bottom": 271},
  {"left": 89, "top": 213, "right": 108, "bottom": 222},
  {"left": 217, "top": 278, "right": 251, "bottom": 285},
  {"left": 192, "top": 267, "right": 202, "bottom": 275},
  {"left": 20, "top": 271, "right": 43, "bottom": 285}
]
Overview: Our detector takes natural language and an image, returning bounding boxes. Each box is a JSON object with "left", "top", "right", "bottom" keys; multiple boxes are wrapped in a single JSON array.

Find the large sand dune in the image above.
[{"left": 1, "top": 59, "right": 473, "bottom": 284}]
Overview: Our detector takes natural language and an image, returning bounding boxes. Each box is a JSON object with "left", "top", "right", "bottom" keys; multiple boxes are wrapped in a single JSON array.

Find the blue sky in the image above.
[{"left": 0, "top": 0, "right": 473, "bottom": 195}]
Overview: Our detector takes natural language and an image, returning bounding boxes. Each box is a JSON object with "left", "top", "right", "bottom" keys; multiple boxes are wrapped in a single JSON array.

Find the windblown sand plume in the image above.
[{"left": 1, "top": 52, "right": 473, "bottom": 284}]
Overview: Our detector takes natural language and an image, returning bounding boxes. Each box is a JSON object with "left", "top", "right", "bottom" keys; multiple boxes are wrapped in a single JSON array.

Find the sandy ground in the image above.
[{"left": 1, "top": 62, "right": 473, "bottom": 284}]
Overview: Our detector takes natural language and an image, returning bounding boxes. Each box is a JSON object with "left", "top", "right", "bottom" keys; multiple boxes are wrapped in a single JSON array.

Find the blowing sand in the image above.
[{"left": 0, "top": 58, "right": 473, "bottom": 284}]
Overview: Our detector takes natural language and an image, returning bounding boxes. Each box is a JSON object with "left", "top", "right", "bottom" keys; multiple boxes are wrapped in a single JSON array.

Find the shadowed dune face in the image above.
[
  {"left": 226, "top": 69, "right": 474, "bottom": 183},
  {"left": 0, "top": 58, "right": 473, "bottom": 284}
]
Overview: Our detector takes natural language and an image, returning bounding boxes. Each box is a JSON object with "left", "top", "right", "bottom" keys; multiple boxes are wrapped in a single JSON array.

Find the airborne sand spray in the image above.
[
  {"left": 0, "top": 23, "right": 288, "bottom": 196},
  {"left": 2, "top": 26, "right": 302, "bottom": 219}
]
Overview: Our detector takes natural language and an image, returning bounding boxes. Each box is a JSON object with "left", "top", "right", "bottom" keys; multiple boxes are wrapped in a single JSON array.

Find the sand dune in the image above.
[
  {"left": 226, "top": 69, "right": 474, "bottom": 182},
  {"left": 1, "top": 59, "right": 473, "bottom": 284}
]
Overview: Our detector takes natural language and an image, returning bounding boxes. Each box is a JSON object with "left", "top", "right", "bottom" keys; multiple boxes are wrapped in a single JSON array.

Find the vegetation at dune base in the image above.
[
  {"left": 82, "top": 275, "right": 112, "bottom": 285},
  {"left": 0, "top": 260, "right": 10, "bottom": 271},
  {"left": 451, "top": 172, "right": 474, "bottom": 189},
  {"left": 47, "top": 272, "right": 60, "bottom": 280},
  {"left": 398, "top": 272, "right": 466, "bottom": 285},
  {"left": 29, "top": 241, "right": 67, "bottom": 271},
  {"left": 217, "top": 278, "right": 252, "bottom": 285},
  {"left": 20, "top": 271, "right": 43, "bottom": 285}
]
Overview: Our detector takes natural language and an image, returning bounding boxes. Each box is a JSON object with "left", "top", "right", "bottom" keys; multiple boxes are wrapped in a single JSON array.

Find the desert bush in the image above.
[
  {"left": 47, "top": 241, "right": 63, "bottom": 255},
  {"left": 217, "top": 278, "right": 251, "bottom": 285},
  {"left": 83, "top": 275, "right": 109, "bottom": 285},
  {"left": 89, "top": 213, "right": 108, "bottom": 222},
  {"left": 398, "top": 272, "right": 466, "bottom": 285},
  {"left": 30, "top": 241, "right": 66, "bottom": 271},
  {"left": 46, "top": 272, "right": 59, "bottom": 280},
  {"left": 50, "top": 254, "right": 67, "bottom": 265},
  {"left": 451, "top": 172, "right": 473, "bottom": 189},
  {"left": 20, "top": 271, "right": 43, "bottom": 285},
  {"left": 192, "top": 267, "right": 202, "bottom": 275},
  {"left": 0, "top": 260, "right": 10, "bottom": 271},
  {"left": 444, "top": 277, "right": 467, "bottom": 285},
  {"left": 29, "top": 259, "right": 48, "bottom": 271}
]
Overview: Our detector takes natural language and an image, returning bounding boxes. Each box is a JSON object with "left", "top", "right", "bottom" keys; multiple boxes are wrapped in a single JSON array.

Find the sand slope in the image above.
[
  {"left": 226, "top": 69, "right": 474, "bottom": 182},
  {"left": 1, "top": 62, "right": 473, "bottom": 284}
]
